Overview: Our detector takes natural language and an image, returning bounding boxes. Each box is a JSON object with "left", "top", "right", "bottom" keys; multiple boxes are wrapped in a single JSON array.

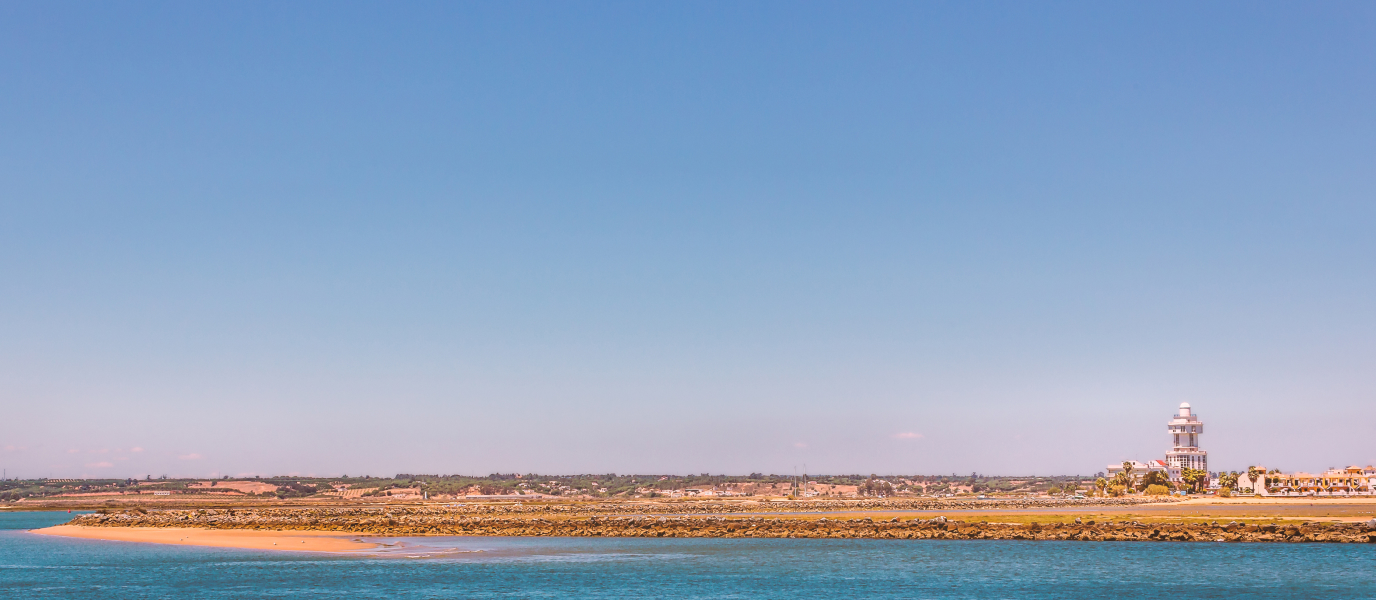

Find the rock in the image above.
[{"left": 62, "top": 500, "right": 1373, "bottom": 544}]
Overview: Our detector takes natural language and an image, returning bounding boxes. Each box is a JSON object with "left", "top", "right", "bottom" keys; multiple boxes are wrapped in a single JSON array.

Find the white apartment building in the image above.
[
  {"left": 1165, "top": 402, "right": 1207, "bottom": 476},
  {"left": 1106, "top": 402, "right": 1205, "bottom": 484}
]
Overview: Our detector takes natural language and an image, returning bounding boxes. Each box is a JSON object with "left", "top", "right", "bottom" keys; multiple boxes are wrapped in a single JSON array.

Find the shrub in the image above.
[
  {"left": 1218, "top": 488, "right": 1232, "bottom": 498},
  {"left": 1144, "top": 484, "right": 1169, "bottom": 496}
]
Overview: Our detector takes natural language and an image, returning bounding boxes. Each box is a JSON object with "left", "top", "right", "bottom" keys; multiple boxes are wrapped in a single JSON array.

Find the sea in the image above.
[{"left": 3, "top": 511, "right": 1373, "bottom": 599}]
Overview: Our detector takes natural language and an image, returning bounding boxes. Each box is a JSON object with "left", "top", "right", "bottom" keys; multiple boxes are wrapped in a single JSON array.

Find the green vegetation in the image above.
[
  {"left": 1136, "top": 470, "right": 1171, "bottom": 492},
  {"left": 1218, "top": 472, "right": 1239, "bottom": 490},
  {"left": 1181, "top": 468, "right": 1208, "bottom": 493},
  {"left": 0, "top": 478, "right": 137, "bottom": 501}
]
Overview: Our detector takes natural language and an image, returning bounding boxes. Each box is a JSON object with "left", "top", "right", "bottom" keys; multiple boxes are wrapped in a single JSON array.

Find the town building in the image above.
[
  {"left": 1164, "top": 402, "right": 1207, "bottom": 475},
  {"left": 1106, "top": 402, "right": 1201, "bottom": 484},
  {"left": 1236, "top": 468, "right": 1266, "bottom": 494},
  {"left": 1106, "top": 401, "right": 1373, "bottom": 496},
  {"left": 1272, "top": 466, "right": 1374, "bottom": 494},
  {"left": 1105, "top": 459, "right": 1178, "bottom": 485}
]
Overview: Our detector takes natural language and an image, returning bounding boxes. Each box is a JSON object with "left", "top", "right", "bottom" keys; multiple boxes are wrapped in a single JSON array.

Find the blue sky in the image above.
[{"left": 2, "top": 2, "right": 1373, "bottom": 478}]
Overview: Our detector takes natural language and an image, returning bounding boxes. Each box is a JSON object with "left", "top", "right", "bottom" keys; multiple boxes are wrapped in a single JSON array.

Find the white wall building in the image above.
[
  {"left": 1165, "top": 402, "right": 1207, "bottom": 476},
  {"left": 1237, "top": 470, "right": 1262, "bottom": 495},
  {"left": 1106, "top": 402, "right": 1204, "bottom": 484},
  {"left": 1105, "top": 459, "right": 1179, "bottom": 484}
]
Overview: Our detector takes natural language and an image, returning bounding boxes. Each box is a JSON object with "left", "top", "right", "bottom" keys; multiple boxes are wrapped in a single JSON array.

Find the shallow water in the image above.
[{"left": 3, "top": 511, "right": 1373, "bottom": 598}]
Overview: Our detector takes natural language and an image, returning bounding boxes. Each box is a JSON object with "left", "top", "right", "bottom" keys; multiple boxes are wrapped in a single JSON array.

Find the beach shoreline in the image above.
[
  {"left": 23, "top": 496, "right": 1376, "bottom": 549},
  {"left": 55, "top": 503, "right": 1376, "bottom": 544},
  {"left": 31, "top": 524, "right": 379, "bottom": 553}
]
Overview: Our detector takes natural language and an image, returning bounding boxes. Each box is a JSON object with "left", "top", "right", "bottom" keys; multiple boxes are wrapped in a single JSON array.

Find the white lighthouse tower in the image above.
[{"left": 1165, "top": 402, "right": 1207, "bottom": 477}]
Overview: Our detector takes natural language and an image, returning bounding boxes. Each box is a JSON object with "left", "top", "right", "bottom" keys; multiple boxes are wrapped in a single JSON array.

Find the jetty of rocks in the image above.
[{"left": 69, "top": 507, "right": 1376, "bottom": 543}]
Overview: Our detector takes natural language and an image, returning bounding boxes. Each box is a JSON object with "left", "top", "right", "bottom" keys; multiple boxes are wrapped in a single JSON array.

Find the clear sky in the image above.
[{"left": 2, "top": 2, "right": 1373, "bottom": 479}]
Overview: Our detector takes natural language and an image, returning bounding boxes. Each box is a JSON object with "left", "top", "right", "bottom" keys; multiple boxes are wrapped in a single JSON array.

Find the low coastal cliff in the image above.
[{"left": 70, "top": 508, "right": 1376, "bottom": 543}]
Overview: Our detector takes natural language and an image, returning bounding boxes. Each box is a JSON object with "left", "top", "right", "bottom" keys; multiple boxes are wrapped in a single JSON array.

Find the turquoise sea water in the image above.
[{"left": 3, "top": 511, "right": 1374, "bottom": 599}]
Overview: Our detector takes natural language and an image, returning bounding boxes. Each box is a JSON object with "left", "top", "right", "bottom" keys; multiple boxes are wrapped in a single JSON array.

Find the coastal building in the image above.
[
  {"left": 1273, "top": 466, "right": 1373, "bottom": 494},
  {"left": 1235, "top": 468, "right": 1268, "bottom": 495},
  {"left": 1165, "top": 402, "right": 1207, "bottom": 476},
  {"left": 1104, "top": 401, "right": 1373, "bottom": 496},
  {"left": 1105, "top": 459, "right": 1178, "bottom": 485},
  {"left": 1105, "top": 403, "right": 1201, "bottom": 484}
]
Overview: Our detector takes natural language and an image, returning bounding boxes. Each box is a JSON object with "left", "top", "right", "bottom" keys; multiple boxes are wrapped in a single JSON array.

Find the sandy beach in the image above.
[{"left": 31, "top": 525, "right": 378, "bottom": 552}]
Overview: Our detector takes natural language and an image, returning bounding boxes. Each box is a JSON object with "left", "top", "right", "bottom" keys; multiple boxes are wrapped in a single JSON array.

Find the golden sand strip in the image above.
[{"left": 30, "top": 525, "right": 378, "bottom": 552}]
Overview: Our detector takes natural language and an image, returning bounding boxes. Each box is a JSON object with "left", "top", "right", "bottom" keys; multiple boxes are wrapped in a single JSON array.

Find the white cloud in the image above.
[
  {"left": 793, "top": 442, "right": 808, "bottom": 448},
  {"left": 892, "top": 432, "right": 923, "bottom": 440},
  {"left": 86, "top": 461, "right": 114, "bottom": 468},
  {"left": 130, "top": 447, "right": 144, "bottom": 453},
  {"left": 178, "top": 453, "right": 204, "bottom": 460}
]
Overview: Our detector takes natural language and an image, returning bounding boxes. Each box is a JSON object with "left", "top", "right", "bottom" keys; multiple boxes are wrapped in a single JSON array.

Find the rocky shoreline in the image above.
[
  {"left": 26, "top": 496, "right": 1176, "bottom": 512},
  {"left": 70, "top": 507, "right": 1376, "bottom": 543}
]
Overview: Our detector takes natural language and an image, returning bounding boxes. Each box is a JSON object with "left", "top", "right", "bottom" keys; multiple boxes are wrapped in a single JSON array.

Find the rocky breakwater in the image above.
[
  {"left": 501, "top": 496, "right": 1174, "bottom": 516},
  {"left": 70, "top": 509, "right": 1376, "bottom": 543}
]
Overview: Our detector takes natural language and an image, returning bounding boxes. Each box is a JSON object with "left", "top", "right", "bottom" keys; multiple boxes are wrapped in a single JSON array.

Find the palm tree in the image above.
[
  {"left": 1138, "top": 470, "right": 1171, "bottom": 492},
  {"left": 1218, "top": 472, "right": 1239, "bottom": 491},
  {"left": 1112, "top": 462, "right": 1136, "bottom": 494},
  {"left": 1110, "top": 473, "right": 1128, "bottom": 495},
  {"left": 1183, "top": 468, "right": 1209, "bottom": 493}
]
